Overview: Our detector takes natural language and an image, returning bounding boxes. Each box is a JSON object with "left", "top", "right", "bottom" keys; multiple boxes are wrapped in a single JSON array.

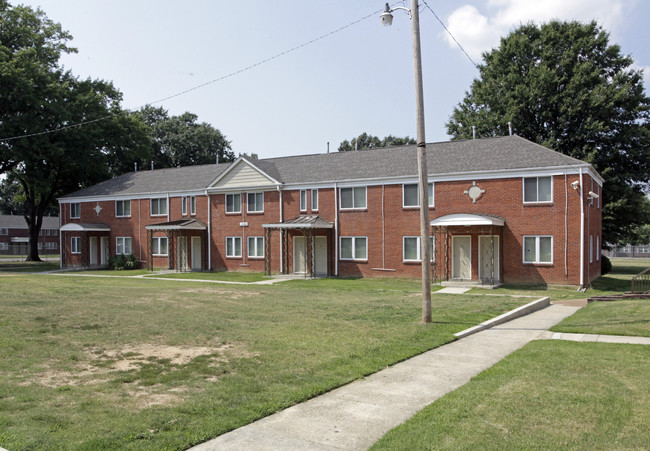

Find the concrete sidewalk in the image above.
[{"left": 191, "top": 303, "right": 580, "bottom": 451}]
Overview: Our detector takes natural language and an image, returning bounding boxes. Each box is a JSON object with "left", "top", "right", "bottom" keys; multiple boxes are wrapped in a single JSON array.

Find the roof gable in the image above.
[{"left": 209, "top": 157, "right": 280, "bottom": 189}]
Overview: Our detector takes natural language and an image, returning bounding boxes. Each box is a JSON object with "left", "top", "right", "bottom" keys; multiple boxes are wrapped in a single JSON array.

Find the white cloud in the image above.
[
  {"left": 444, "top": 0, "right": 624, "bottom": 60},
  {"left": 631, "top": 63, "right": 650, "bottom": 93}
]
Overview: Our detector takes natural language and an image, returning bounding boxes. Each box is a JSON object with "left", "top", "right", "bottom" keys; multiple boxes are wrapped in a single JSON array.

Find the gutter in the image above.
[{"left": 579, "top": 168, "right": 585, "bottom": 289}]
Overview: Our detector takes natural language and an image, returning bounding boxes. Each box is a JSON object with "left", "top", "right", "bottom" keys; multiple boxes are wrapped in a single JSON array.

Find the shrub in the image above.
[
  {"left": 601, "top": 255, "right": 612, "bottom": 275},
  {"left": 109, "top": 254, "right": 139, "bottom": 270}
]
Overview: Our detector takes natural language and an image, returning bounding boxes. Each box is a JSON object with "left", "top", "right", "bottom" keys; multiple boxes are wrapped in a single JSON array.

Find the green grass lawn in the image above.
[
  {"left": 0, "top": 274, "right": 528, "bottom": 450},
  {"left": 143, "top": 271, "right": 268, "bottom": 283},
  {"left": 550, "top": 300, "right": 650, "bottom": 337},
  {"left": 0, "top": 261, "right": 60, "bottom": 273},
  {"left": 371, "top": 340, "right": 650, "bottom": 451}
]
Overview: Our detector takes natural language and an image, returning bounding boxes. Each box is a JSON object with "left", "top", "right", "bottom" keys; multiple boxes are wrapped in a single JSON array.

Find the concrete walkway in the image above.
[
  {"left": 191, "top": 303, "right": 581, "bottom": 451},
  {"left": 540, "top": 331, "right": 650, "bottom": 345}
]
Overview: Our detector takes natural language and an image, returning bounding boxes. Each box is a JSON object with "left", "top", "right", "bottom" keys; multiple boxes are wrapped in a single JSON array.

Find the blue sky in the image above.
[{"left": 17, "top": 0, "right": 650, "bottom": 159}]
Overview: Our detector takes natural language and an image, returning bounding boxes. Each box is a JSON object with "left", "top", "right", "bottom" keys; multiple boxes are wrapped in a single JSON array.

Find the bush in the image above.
[
  {"left": 601, "top": 255, "right": 612, "bottom": 275},
  {"left": 108, "top": 254, "right": 139, "bottom": 270}
]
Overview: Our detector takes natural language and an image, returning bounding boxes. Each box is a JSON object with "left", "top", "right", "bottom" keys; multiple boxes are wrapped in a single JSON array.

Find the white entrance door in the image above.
[
  {"left": 100, "top": 236, "right": 109, "bottom": 266},
  {"left": 191, "top": 236, "right": 202, "bottom": 270},
  {"left": 177, "top": 237, "right": 188, "bottom": 272},
  {"left": 89, "top": 237, "right": 98, "bottom": 266},
  {"left": 452, "top": 236, "right": 471, "bottom": 280},
  {"left": 479, "top": 235, "right": 500, "bottom": 282},
  {"left": 314, "top": 236, "right": 327, "bottom": 276},
  {"left": 293, "top": 236, "right": 306, "bottom": 274}
]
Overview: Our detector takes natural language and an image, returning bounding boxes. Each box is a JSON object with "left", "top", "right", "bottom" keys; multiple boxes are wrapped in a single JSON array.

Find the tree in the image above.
[
  {"left": 338, "top": 133, "right": 416, "bottom": 152},
  {"left": 447, "top": 21, "right": 650, "bottom": 246},
  {"left": 0, "top": 177, "right": 57, "bottom": 216},
  {"left": 138, "top": 105, "right": 235, "bottom": 169},
  {"left": 1, "top": 2, "right": 152, "bottom": 261}
]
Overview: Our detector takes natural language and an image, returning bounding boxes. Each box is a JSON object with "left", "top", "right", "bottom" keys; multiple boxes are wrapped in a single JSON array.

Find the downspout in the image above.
[
  {"left": 138, "top": 199, "right": 142, "bottom": 261},
  {"left": 579, "top": 168, "right": 585, "bottom": 289},
  {"left": 206, "top": 190, "right": 211, "bottom": 270},
  {"left": 334, "top": 182, "right": 339, "bottom": 277},
  {"left": 241, "top": 191, "right": 246, "bottom": 266},
  {"left": 278, "top": 187, "right": 283, "bottom": 273},
  {"left": 59, "top": 201, "right": 62, "bottom": 268},
  {"left": 564, "top": 172, "right": 568, "bottom": 278},
  {"left": 166, "top": 193, "right": 170, "bottom": 269}
]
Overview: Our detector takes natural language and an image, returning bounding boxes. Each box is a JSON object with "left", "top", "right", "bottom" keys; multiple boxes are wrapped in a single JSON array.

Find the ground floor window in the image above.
[
  {"left": 0, "top": 243, "right": 8, "bottom": 250},
  {"left": 226, "top": 236, "right": 242, "bottom": 258},
  {"left": 403, "top": 236, "right": 435, "bottom": 262},
  {"left": 523, "top": 235, "right": 552, "bottom": 264},
  {"left": 152, "top": 236, "right": 168, "bottom": 256},
  {"left": 247, "top": 236, "right": 264, "bottom": 258},
  {"left": 340, "top": 236, "right": 367, "bottom": 260},
  {"left": 116, "top": 237, "right": 132, "bottom": 255},
  {"left": 71, "top": 237, "right": 81, "bottom": 254},
  {"left": 45, "top": 242, "right": 57, "bottom": 250}
]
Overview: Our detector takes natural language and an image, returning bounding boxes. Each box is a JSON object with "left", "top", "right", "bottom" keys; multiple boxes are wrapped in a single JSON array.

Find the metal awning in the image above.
[
  {"left": 145, "top": 219, "right": 207, "bottom": 231},
  {"left": 59, "top": 223, "right": 111, "bottom": 232},
  {"left": 263, "top": 215, "right": 333, "bottom": 229},
  {"left": 430, "top": 214, "right": 505, "bottom": 227}
]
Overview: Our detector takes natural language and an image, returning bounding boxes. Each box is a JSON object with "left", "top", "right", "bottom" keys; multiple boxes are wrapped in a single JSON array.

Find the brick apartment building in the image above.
[
  {"left": 0, "top": 214, "right": 59, "bottom": 255},
  {"left": 58, "top": 136, "right": 603, "bottom": 287}
]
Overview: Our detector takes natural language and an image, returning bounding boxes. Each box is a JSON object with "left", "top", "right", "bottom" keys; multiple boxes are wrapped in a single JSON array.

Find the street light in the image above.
[{"left": 382, "top": 1, "right": 431, "bottom": 323}]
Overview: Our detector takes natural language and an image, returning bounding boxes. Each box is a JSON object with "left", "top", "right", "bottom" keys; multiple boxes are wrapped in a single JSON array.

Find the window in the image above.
[
  {"left": 116, "top": 237, "right": 132, "bottom": 255},
  {"left": 340, "top": 187, "right": 367, "bottom": 209},
  {"left": 226, "top": 236, "right": 242, "bottom": 258},
  {"left": 247, "top": 192, "right": 264, "bottom": 213},
  {"left": 46, "top": 242, "right": 57, "bottom": 250},
  {"left": 403, "top": 236, "right": 435, "bottom": 262},
  {"left": 71, "top": 237, "right": 81, "bottom": 254},
  {"left": 403, "top": 183, "right": 434, "bottom": 208},
  {"left": 45, "top": 229, "right": 50, "bottom": 236},
  {"left": 38, "top": 242, "right": 43, "bottom": 250},
  {"left": 151, "top": 237, "right": 168, "bottom": 256},
  {"left": 523, "top": 236, "right": 553, "bottom": 264},
  {"left": 70, "top": 203, "right": 81, "bottom": 219},
  {"left": 247, "top": 236, "right": 264, "bottom": 258},
  {"left": 52, "top": 229, "right": 57, "bottom": 236},
  {"left": 590, "top": 235, "right": 594, "bottom": 263},
  {"left": 0, "top": 228, "right": 7, "bottom": 235},
  {"left": 523, "top": 176, "right": 552, "bottom": 203},
  {"left": 116, "top": 200, "right": 131, "bottom": 217},
  {"left": 311, "top": 189, "right": 318, "bottom": 211},
  {"left": 340, "top": 236, "right": 367, "bottom": 260},
  {"left": 150, "top": 198, "right": 167, "bottom": 216},
  {"left": 182, "top": 196, "right": 187, "bottom": 215},
  {"left": 226, "top": 193, "right": 241, "bottom": 213},
  {"left": 0, "top": 243, "right": 8, "bottom": 250},
  {"left": 300, "top": 190, "right": 307, "bottom": 212},
  {"left": 596, "top": 236, "right": 600, "bottom": 261},
  {"left": 190, "top": 196, "right": 196, "bottom": 215}
]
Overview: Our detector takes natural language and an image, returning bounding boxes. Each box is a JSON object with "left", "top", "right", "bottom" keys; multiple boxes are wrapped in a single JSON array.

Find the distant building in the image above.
[
  {"left": 0, "top": 215, "right": 60, "bottom": 255},
  {"left": 604, "top": 244, "right": 650, "bottom": 258}
]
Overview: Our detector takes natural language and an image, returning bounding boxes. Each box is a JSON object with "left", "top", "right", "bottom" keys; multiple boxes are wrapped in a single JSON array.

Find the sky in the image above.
[{"left": 15, "top": 0, "right": 650, "bottom": 160}]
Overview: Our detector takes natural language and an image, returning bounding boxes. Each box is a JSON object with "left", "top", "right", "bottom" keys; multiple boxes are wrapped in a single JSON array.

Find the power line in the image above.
[
  {"left": 421, "top": 0, "right": 480, "bottom": 70},
  {"left": 0, "top": 7, "right": 382, "bottom": 143}
]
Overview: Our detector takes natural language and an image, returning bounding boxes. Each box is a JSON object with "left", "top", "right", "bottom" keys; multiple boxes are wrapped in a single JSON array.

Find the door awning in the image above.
[
  {"left": 263, "top": 215, "right": 333, "bottom": 229},
  {"left": 430, "top": 214, "right": 505, "bottom": 227},
  {"left": 59, "top": 223, "right": 111, "bottom": 232},
  {"left": 145, "top": 219, "right": 207, "bottom": 231}
]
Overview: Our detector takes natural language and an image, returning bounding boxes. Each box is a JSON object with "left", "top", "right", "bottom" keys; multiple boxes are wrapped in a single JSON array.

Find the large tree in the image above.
[
  {"left": 338, "top": 133, "right": 416, "bottom": 152},
  {"left": 138, "top": 105, "right": 234, "bottom": 169},
  {"left": 446, "top": 21, "right": 650, "bottom": 246},
  {"left": 1, "top": 2, "right": 151, "bottom": 261}
]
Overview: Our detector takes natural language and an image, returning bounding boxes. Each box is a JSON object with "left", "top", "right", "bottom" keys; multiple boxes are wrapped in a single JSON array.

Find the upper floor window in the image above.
[
  {"left": 523, "top": 176, "right": 552, "bottom": 203},
  {"left": 340, "top": 187, "right": 367, "bottom": 210},
  {"left": 150, "top": 198, "right": 167, "bottom": 216},
  {"left": 311, "top": 189, "right": 319, "bottom": 211},
  {"left": 300, "top": 190, "right": 307, "bottom": 212},
  {"left": 70, "top": 203, "right": 81, "bottom": 219},
  {"left": 181, "top": 196, "right": 187, "bottom": 215},
  {"left": 403, "top": 183, "right": 434, "bottom": 208},
  {"left": 523, "top": 235, "right": 553, "bottom": 264},
  {"left": 116, "top": 200, "right": 131, "bottom": 217},
  {"left": 247, "top": 192, "right": 264, "bottom": 213},
  {"left": 190, "top": 196, "right": 196, "bottom": 215},
  {"left": 0, "top": 228, "right": 8, "bottom": 235},
  {"left": 226, "top": 193, "right": 241, "bottom": 213}
]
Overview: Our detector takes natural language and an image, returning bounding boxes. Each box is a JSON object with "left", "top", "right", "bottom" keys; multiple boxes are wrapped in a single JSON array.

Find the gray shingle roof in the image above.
[
  {"left": 0, "top": 215, "right": 59, "bottom": 229},
  {"left": 62, "top": 136, "right": 589, "bottom": 199}
]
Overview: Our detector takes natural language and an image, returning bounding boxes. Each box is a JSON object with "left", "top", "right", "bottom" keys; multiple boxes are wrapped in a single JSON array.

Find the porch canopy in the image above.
[
  {"left": 145, "top": 219, "right": 207, "bottom": 271},
  {"left": 262, "top": 215, "right": 334, "bottom": 277},
  {"left": 60, "top": 223, "right": 111, "bottom": 232},
  {"left": 430, "top": 213, "right": 504, "bottom": 227}
]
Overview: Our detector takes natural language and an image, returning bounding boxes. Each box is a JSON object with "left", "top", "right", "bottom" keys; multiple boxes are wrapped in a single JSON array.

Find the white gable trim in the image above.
[{"left": 208, "top": 157, "right": 281, "bottom": 188}]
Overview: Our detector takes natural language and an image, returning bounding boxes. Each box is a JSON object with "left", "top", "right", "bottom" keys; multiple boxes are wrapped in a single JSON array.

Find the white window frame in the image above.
[
  {"left": 247, "top": 236, "right": 264, "bottom": 258},
  {"left": 190, "top": 196, "right": 196, "bottom": 215},
  {"left": 523, "top": 235, "right": 553, "bottom": 264},
  {"left": 402, "top": 183, "right": 434, "bottom": 208},
  {"left": 116, "top": 237, "right": 132, "bottom": 255},
  {"left": 151, "top": 236, "right": 168, "bottom": 256},
  {"left": 181, "top": 196, "right": 187, "bottom": 215},
  {"left": 247, "top": 192, "right": 264, "bottom": 213},
  {"left": 71, "top": 236, "right": 81, "bottom": 254},
  {"left": 225, "top": 193, "right": 241, "bottom": 214},
  {"left": 0, "top": 242, "right": 7, "bottom": 251},
  {"left": 402, "top": 236, "right": 435, "bottom": 262},
  {"left": 115, "top": 200, "right": 131, "bottom": 218},
  {"left": 52, "top": 229, "right": 57, "bottom": 236},
  {"left": 596, "top": 236, "right": 600, "bottom": 261},
  {"left": 226, "top": 236, "right": 242, "bottom": 258},
  {"left": 339, "top": 186, "right": 367, "bottom": 210},
  {"left": 299, "top": 190, "right": 307, "bottom": 212},
  {"left": 0, "top": 228, "right": 7, "bottom": 235},
  {"left": 70, "top": 203, "right": 81, "bottom": 219},
  {"left": 339, "top": 236, "right": 368, "bottom": 261},
  {"left": 150, "top": 198, "right": 167, "bottom": 216},
  {"left": 311, "top": 189, "right": 319, "bottom": 211},
  {"left": 523, "top": 176, "right": 553, "bottom": 204}
]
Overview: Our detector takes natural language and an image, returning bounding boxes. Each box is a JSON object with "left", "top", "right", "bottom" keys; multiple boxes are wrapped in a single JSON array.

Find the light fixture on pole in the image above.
[{"left": 382, "top": 1, "right": 431, "bottom": 323}]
